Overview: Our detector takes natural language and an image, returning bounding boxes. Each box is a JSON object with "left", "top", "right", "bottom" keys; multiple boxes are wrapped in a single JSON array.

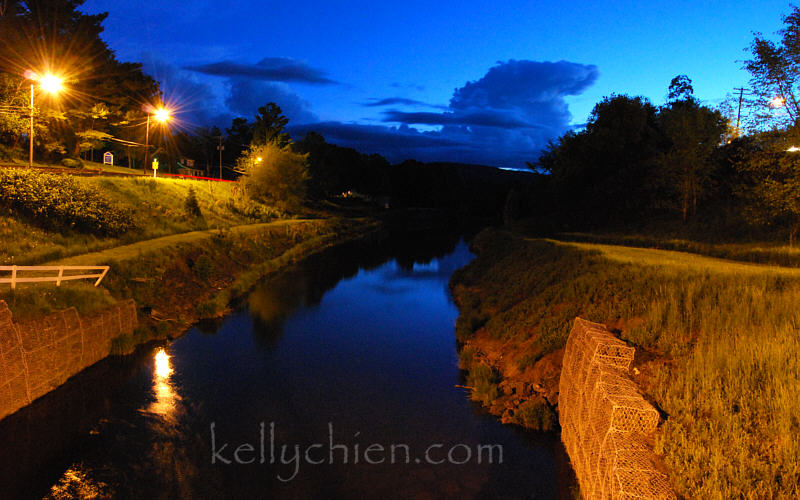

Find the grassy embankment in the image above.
[
  {"left": 0, "top": 168, "right": 381, "bottom": 345},
  {"left": 451, "top": 228, "right": 800, "bottom": 499}
]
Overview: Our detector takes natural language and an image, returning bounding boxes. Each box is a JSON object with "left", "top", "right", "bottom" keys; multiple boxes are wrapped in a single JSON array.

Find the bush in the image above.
[
  {"left": 184, "top": 186, "right": 202, "bottom": 218},
  {"left": 192, "top": 254, "right": 214, "bottom": 281},
  {"left": 0, "top": 169, "right": 135, "bottom": 235},
  {"left": 60, "top": 158, "right": 83, "bottom": 169},
  {"left": 517, "top": 398, "right": 555, "bottom": 430},
  {"left": 0, "top": 144, "right": 14, "bottom": 161},
  {"left": 241, "top": 142, "right": 309, "bottom": 209}
]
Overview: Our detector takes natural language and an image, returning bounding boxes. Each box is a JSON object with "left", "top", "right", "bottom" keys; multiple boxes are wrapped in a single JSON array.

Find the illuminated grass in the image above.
[
  {"left": 452, "top": 230, "right": 800, "bottom": 498},
  {"left": 547, "top": 239, "right": 800, "bottom": 277},
  {"left": 0, "top": 175, "right": 285, "bottom": 265}
]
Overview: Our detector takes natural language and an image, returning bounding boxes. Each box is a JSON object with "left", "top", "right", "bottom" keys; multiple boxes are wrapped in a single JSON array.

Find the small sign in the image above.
[
  {"left": 103, "top": 151, "right": 113, "bottom": 165},
  {"left": 152, "top": 158, "right": 159, "bottom": 170}
]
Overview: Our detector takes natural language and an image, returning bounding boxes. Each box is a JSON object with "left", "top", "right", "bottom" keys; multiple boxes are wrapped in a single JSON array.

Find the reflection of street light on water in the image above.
[
  {"left": 23, "top": 70, "right": 64, "bottom": 167},
  {"left": 147, "top": 347, "right": 181, "bottom": 421}
]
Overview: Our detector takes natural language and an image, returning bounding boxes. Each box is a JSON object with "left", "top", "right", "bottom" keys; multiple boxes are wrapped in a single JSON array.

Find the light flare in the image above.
[
  {"left": 153, "top": 107, "right": 171, "bottom": 123},
  {"left": 770, "top": 95, "right": 786, "bottom": 108},
  {"left": 39, "top": 74, "right": 64, "bottom": 94}
]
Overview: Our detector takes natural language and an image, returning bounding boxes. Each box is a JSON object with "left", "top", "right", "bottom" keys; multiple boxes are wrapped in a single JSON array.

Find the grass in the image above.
[
  {"left": 451, "top": 228, "right": 800, "bottom": 498},
  {"left": 0, "top": 281, "right": 116, "bottom": 322},
  {"left": 0, "top": 174, "right": 285, "bottom": 265},
  {"left": 557, "top": 231, "right": 800, "bottom": 267}
]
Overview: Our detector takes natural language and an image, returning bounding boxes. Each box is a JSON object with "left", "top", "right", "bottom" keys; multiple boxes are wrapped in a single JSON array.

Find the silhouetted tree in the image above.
[
  {"left": 656, "top": 84, "right": 727, "bottom": 221},
  {"left": 252, "top": 102, "right": 290, "bottom": 147},
  {"left": 743, "top": 5, "right": 800, "bottom": 130}
]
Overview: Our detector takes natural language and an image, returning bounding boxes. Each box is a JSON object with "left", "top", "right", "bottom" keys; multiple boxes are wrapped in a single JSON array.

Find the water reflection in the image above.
[
  {"left": 144, "top": 348, "right": 181, "bottom": 422},
  {"left": 0, "top": 227, "right": 575, "bottom": 499}
]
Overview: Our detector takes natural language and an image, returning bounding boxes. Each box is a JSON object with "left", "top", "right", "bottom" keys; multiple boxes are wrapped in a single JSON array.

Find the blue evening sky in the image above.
[{"left": 81, "top": 0, "right": 790, "bottom": 168}]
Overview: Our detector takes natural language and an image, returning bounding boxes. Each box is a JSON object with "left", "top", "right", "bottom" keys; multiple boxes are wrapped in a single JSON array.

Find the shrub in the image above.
[
  {"left": 467, "top": 363, "right": 500, "bottom": 406},
  {"left": 241, "top": 142, "right": 309, "bottom": 209},
  {"left": 0, "top": 169, "right": 135, "bottom": 235},
  {"left": 60, "top": 158, "right": 83, "bottom": 169},
  {"left": 192, "top": 254, "right": 214, "bottom": 281},
  {"left": 517, "top": 398, "right": 555, "bottom": 430},
  {"left": 184, "top": 186, "right": 202, "bottom": 218}
]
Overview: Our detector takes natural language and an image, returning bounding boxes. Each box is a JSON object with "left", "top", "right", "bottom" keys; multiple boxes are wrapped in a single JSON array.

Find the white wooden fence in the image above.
[{"left": 0, "top": 265, "right": 109, "bottom": 290}]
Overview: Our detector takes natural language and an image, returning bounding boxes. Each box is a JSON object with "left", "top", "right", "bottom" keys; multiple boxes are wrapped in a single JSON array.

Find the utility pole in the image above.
[
  {"left": 216, "top": 136, "right": 224, "bottom": 180},
  {"left": 143, "top": 114, "right": 151, "bottom": 175},
  {"left": 734, "top": 87, "right": 751, "bottom": 133}
]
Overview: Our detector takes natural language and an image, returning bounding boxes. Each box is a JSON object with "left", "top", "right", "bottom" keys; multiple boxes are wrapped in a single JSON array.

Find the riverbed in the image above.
[{"left": 0, "top": 231, "right": 574, "bottom": 499}]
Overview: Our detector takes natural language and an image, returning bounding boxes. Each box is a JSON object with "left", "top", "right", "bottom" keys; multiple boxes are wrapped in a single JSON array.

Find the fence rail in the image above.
[{"left": 0, "top": 265, "right": 109, "bottom": 289}]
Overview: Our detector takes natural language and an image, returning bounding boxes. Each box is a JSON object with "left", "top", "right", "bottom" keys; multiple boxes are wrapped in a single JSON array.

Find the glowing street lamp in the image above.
[
  {"left": 143, "top": 106, "right": 171, "bottom": 174},
  {"left": 770, "top": 95, "right": 786, "bottom": 108},
  {"left": 23, "top": 70, "right": 64, "bottom": 167}
]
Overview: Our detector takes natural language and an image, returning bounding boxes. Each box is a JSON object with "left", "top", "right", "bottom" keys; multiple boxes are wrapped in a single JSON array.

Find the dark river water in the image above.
[{"left": 0, "top": 230, "right": 575, "bottom": 499}]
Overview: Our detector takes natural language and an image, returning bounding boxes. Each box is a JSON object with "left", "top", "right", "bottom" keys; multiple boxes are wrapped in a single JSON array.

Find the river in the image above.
[{"left": 0, "top": 230, "right": 574, "bottom": 499}]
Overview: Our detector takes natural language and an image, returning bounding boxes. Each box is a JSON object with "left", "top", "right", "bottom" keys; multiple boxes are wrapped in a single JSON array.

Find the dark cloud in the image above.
[
  {"left": 185, "top": 57, "right": 336, "bottom": 84},
  {"left": 289, "top": 121, "right": 539, "bottom": 167},
  {"left": 364, "top": 97, "right": 445, "bottom": 109},
  {"left": 225, "top": 78, "right": 317, "bottom": 124},
  {"left": 381, "top": 110, "right": 535, "bottom": 129},
  {"left": 293, "top": 60, "right": 598, "bottom": 168}
]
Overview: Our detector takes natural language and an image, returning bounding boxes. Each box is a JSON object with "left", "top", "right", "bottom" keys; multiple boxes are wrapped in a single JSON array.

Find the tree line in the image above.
[{"left": 525, "top": 6, "right": 800, "bottom": 244}]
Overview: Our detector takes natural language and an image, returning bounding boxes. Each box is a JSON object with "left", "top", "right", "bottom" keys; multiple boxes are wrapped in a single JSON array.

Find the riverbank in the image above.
[
  {"left": 0, "top": 213, "right": 386, "bottom": 423},
  {"left": 449, "top": 227, "right": 800, "bottom": 498}
]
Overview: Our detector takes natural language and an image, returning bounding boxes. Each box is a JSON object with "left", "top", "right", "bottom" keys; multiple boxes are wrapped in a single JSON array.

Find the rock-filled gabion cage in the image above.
[
  {"left": 559, "top": 318, "right": 675, "bottom": 499},
  {"left": 0, "top": 299, "right": 137, "bottom": 421}
]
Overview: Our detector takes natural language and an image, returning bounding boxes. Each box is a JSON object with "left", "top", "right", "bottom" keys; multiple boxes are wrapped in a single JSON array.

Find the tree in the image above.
[
  {"left": 240, "top": 142, "right": 309, "bottom": 209},
  {"left": 656, "top": 97, "right": 727, "bottom": 221},
  {"left": 743, "top": 6, "right": 800, "bottom": 130},
  {"left": 654, "top": 76, "right": 728, "bottom": 222},
  {"left": 667, "top": 75, "right": 694, "bottom": 102},
  {"left": 225, "top": 117, "right": 253, "bottom": 161},
  {"left": 539, "top": 94, "right": 663, "bottom": 224},
  {"left": 251, "top": 103, "right": 291, "bottom": 148},
  {"left": 732, "top": 130, "right": 800, "bottom": 245}
]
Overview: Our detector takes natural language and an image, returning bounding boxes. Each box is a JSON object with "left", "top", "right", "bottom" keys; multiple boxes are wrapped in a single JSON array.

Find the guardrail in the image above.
[{"left": 0, "top": 265, "right": 109, "bottom": 290}]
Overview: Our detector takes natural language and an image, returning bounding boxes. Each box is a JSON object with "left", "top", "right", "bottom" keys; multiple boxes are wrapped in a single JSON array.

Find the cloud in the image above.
[
  {"left": 364, "top": 97, "right": 445, "bottom": 109},
  {"left": 381, "top": 110, "right": 535, "bottom": 129},
  {"left": 293, "top": 60, "right": 598, "bottom": 168},
  {"left": 225, "top": 78, "right": 317, "bottom": 124},
  {"left": 185, "top": 57, "right": 336, "bottom": 84}
]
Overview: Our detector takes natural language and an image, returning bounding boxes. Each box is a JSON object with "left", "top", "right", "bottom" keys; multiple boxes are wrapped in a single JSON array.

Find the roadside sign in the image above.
[{"left": 103, "top": 151, "right": 113, "bottom": 165}]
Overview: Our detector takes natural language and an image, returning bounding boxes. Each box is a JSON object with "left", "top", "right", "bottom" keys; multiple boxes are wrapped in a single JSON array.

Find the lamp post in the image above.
[
  {"left": 143, "top": 106, "right": 171, "bottom": 174},
  {"left": 24, "top": 71, "right": 63, "bottom": 167}
]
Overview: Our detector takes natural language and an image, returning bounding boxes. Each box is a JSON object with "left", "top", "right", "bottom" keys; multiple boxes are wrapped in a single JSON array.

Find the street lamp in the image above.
[
  {"left": 24, "top": 70, "right": 63, "bottom": 167},
  {"left": 770, "top": 95, "right": 786, "bottom": 108},
  {"left": 143, "top": 106, "right": 171, "bottom": 174}
]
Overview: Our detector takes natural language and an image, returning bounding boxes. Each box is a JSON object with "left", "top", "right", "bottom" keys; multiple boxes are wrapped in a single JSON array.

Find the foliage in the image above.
[
  {"left": 240, "top": 142, "right": 309, "bottom": 209},
  {"left": 60, "top": 157, "right": 83, "bottom": 168},
  {"left": 184, "top": 186, "right": 202, "bottom": 218},
  {"left": 655, "top": 92, "right": 727, "bottom": 221},
  {"left": 0, "top": 0, "right": 160, "bottom": 163},
  {"left": 731, "top": 129, "right": 800, "bottom": 244},
  {"left": 251, "top": 103, "right": 291, "bottom": 148},
  {"left": 516, "top": 398, "right": 555, "bottom": 431},
  {"left": 539, "top": 94, "right": 663, "bottom": 223},
  {"left": 742, "top": 5, "right": 800, "bottom": 130},
  {"left": 0, "top": 169, "right": 135, "bottom": 235}
]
